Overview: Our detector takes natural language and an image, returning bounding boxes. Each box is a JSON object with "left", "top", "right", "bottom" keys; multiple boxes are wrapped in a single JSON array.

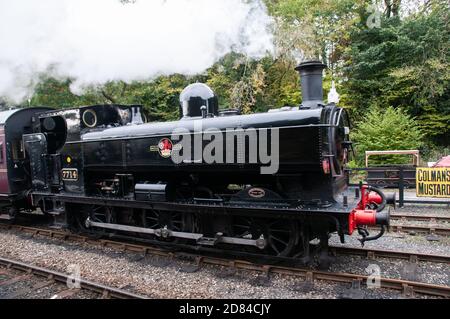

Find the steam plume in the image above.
[{"left": 0, "top": 0, "right": 274, "bottom": 102}]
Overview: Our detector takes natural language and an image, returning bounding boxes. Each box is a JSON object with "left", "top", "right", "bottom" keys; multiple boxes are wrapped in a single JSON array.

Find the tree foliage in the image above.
[
  {"left": 351, "top": 106, "right": 424, "bottom": 165},
  {"left": 342, "top": 0, "right": 450, "bottom": 144}
]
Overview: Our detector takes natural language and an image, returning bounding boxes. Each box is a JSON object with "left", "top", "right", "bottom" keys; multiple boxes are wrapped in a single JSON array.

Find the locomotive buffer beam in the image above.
[{"left": 85, "top": 218, "right": 266, "bottom": 250}]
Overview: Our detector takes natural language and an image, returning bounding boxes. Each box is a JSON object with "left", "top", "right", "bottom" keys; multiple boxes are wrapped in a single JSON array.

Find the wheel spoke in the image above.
[
  {"left": 237, "top": 231, "right": 250, "bottom": 238},
  {"left": 270, "top": 242, "right": 280, "bottom": 254},
  {"left": 270, "top": 235, "right": 288, "bottom": 247},
  {"left": 270, "top": 229, "right": 291, "bottom": 234},
  {"left": 234, "top": 224, "right": 251, "bottom": 229}
]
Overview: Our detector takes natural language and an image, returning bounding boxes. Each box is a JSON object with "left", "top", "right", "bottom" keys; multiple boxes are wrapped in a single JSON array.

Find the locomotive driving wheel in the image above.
[
  {"left": 69, "top": 204, "right": 117, "bottom": 234},
  {"left": 141, "top": 209, "right": 194, "bottom": 242},
  {"left": 91, "top": 206, "right": 116, "bottom": 224},
  {"left": 232, "top": 216, "right": 298, "bottom": 257},
  {"left": 142, "top": 209, "right": 185, "bottom": 232}
]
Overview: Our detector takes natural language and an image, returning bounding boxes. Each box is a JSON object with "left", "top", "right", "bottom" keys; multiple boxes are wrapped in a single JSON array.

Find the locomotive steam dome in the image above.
[{"left": 179, "top": 83, "right": 219, "bottom": 119}]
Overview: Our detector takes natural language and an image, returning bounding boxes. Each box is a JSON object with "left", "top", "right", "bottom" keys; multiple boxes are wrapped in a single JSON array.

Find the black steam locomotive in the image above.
[{"left": 0, "top": 61, "right": 393, "bottom": 263}]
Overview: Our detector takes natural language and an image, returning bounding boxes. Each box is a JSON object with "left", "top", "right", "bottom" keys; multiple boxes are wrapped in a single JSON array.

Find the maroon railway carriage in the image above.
[{"left": 0, "top": 107, "right": 52, "bottom": 220}]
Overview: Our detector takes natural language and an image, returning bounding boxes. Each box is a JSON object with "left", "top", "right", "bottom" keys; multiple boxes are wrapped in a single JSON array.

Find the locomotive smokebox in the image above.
[{"left": 295, "top": 61, "right": 327, "bottom": 108}]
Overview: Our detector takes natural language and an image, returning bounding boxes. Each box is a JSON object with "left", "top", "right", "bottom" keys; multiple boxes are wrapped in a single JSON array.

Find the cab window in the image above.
[{"left": 12, "top": 140, "right": 25, "bottom": 160}]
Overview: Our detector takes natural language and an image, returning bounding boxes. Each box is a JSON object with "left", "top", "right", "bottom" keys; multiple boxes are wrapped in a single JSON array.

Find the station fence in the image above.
[{"left": 345, "top": 167, "right": 450, "bottom": 208}]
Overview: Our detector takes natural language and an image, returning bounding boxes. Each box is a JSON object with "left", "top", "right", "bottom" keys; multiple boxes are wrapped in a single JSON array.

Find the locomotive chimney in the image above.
[{"left": 295, "top": 61, "right": 327, "bottom": 108}]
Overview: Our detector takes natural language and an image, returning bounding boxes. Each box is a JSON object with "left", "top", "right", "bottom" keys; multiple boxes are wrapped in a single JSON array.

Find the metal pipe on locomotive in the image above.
[{"left": 0, "top": 61, "right": 394, "bottom": 265}]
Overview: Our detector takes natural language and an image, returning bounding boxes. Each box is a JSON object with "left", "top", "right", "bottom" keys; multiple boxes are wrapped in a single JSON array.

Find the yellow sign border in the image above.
[{"left": 416, "top": 167, "right": 450, "bottom": 198}]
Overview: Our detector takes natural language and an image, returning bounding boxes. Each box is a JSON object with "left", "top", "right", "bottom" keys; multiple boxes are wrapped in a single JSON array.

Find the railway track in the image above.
[
  {"left": 390, "top": 213, "right": 450, "bottom": 223},
  {"left": 3, "top": 223, "right": 449, "bottom": 264},
  {"left": 209, "top": 260, "right": 450, "bottom": 298},
  {"left": 0, "top": 256, "right": 147, "bottom": 299},
  {"left": 363, "top": 213, "right": 450, "bottom": 235},
  {"left": 329, "top": 246, "right": 450, "bottom": 264},
  {"left": 387, "top": 224, "right": 450, "bottom": 236},
  {"left": 0, "top": 223, "right": 449, "bottom": 298},
  {"left": 390, "top": 213, "right": 450, "bottom": 236}
]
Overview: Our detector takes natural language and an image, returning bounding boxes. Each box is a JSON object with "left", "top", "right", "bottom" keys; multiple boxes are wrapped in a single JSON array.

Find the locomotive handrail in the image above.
[{"left": 334, "top": 108, "right": 344, "bottom": 126}]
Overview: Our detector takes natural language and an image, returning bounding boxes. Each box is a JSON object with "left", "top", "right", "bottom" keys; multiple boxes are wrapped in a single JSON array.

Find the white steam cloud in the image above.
[{"left": 0, "top": 0, "right": 274, "bottom": 102}]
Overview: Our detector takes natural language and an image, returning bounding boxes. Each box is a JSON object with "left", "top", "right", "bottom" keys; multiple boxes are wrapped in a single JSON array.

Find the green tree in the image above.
[
  {"left": 30, "top": 75, "right": 193, "bottom": 122},
  {"left": 31, "top": 77, "right": 92, "bottom": 107},
  {"left": 342, "top": 0, "right": 450, "bottom": 144},
  {"left": 351, "top": 106, "right": 424, "bottom": 165}
]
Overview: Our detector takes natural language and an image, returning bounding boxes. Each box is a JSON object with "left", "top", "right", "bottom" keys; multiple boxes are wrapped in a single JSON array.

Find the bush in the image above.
[{"left": 351, "top": 106, "right": 423, "bottom": 166}]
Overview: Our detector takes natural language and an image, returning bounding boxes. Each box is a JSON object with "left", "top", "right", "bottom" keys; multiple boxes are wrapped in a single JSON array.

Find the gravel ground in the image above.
[
  {"left": 329, "top": 255, "right": 449, "bottom": 286},
  {"left": 0, "top": 229, "right": 445, "bottom": 299},
  {"left": 331, "top": 203, "right": 450, "bottom": 256},
  {"left": 330, "top": 230, "right": 450, "bottom": 256}
]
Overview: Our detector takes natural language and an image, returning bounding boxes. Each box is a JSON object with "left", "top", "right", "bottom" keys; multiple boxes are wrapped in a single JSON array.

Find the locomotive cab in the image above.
[
  {"left": 23, "top": 104, "right": 146, "bottom": 216},
  {"left": 0, "top": 107, "right": 53, "bottom": 219}
]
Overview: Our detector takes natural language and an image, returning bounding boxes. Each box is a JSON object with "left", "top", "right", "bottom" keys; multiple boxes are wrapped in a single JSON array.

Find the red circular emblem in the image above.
[{"left": 158, "top": 138, "right": 173, "bottom": 158}]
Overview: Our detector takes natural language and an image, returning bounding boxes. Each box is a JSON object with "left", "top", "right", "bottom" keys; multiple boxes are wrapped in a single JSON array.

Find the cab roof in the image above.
[{"left": 0, "top": 109, "right": 20, "bottom": 125}]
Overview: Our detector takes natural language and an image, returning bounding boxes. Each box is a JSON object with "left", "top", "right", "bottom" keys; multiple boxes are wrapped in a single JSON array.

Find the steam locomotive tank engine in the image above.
[{"left": 25, "top": 61, "right": 393, "bottom": 263}]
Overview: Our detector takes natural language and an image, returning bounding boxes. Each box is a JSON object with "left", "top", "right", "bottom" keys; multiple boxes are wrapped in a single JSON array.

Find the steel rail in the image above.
[
  {"left": 0, "top": 256, "right": 147, "bottom": 299},
  {"left": 388, "top": 224, "right": 450, "bottom": 236},
  {"left": 367, "top": 223, "right": 450, "bottom": 236},
  {"left": 390, "top": 213, "right": 450, "bottom": 223},
  {"left": 195, "top": 257, "right": 450, "bottom": 298},
  {"left": 2, "top": 223, "right": 450, "bottom": 262},
  {"left": 329, "top": 245, "right": 450, "bottom": 264}
]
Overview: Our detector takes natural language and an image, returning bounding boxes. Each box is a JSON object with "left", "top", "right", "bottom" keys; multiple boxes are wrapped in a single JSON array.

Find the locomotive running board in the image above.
[
  {"left": 54, "top": 194, "right": 351, "bottom": 217},
  {"left": 85, "top": 217, "right": 266, "bottom": 249}
]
